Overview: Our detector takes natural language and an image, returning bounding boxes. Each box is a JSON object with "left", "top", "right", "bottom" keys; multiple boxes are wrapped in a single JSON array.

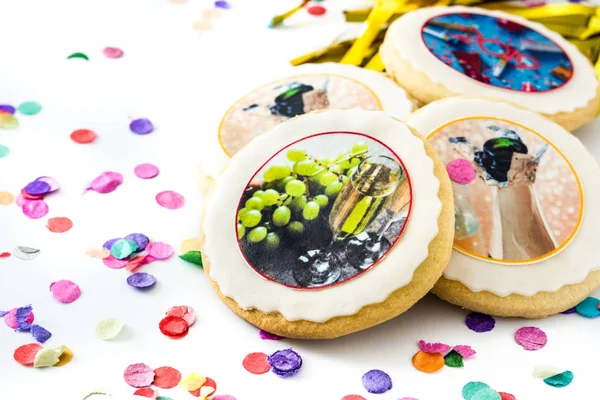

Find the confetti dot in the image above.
[
  {"left": 130, "top": 118, "right": 154, "bottom": 135},
  {"left": 125, "top": 233, "right": 150, "bottom": 251},
  {"left": 165, "top": 306, "right": 195, "bottom": 327},
  {"left": 447, "top": 158, "right": 476, "bottom": 184},
  {"left": 0, "top": 113, "right": 18, "bottom": 129},
  {"left": 86, "top": 248, "right": 110, "bottom": 259},
  {"left": 0, "top": 191, "right": 14, "bottom": 205},
  {"left": 103, "top": 47, "right": 124, "bottom": 58},
  {"left": 179, "top": 250, "right": 203, "bottom": 267},
  {"left": 17, "top": 101, "right": 42, "bottom": 115},
  {"left": 465, "top": 312, "right": 495, "bottom": 332},
  {"left": 341, "top": 396, "right": 367, "bottom": 400},
  {"left": 95, "top": 318, "right": 124, "bottom": 340},
  {"left": 0, "top": 144, "right": 9, "bottom": 158},
  {"left": 193, "top": 19, "right": 213, "bottom": 31},
  {"left": 50, "top": 280, "right": 81, "bottom": 303},
  {"left": 214, "top": 0, "right": 231, "bottom": 8},
  {"left": 0, "top": 252, "right": 10, "bottom": 258},
  {"left": 444, "top": 350, "right": 464, "bottom": 368},
  {"left": 34, "top": 344, "right": 66, "bottom": 367},
  {"left": 134, "top": 163, "right": 159, "bottom": 179},
  {"left": 153, "top": 366, "right": 182, "bottom": 389},
  {"left": 4, "top": 307, "right": 34, "bottom": 329},
  {"left": 498, "top": 393, "right": 516, "bottom": 400},
  {"left": 533, "top": 365, "right": 561, "bottom": 379},
  {"left": 127, "top": 272, "right": 156, "bottom": 289},
  {"left": 190, "top": 377, "right": 217, "bottom": 398},
  {"left": 418, "top": 340, "right": 451, "bottom": 354},
  {"left": 212, "top": 396, "right": 236, "bottom": 400},
  {"left": 47, "top": 217, "right": 73, "bottom": 233},
  {"left": 146, "top": 241, "right": 174, "bottom": 260},
  {"left": 30, "top": 324, "right": 52, "bottom": 343},
  {"left": 13, "top": 246, "right": 40, "bottom": 260},
  {"left": 159, "top": 316, "right": 189, "bottom": 337},
  {"left": 243, "top": 352, "right": 271, "bottom": 374},
  {"left": 412, "top": 350, "right": 444, "bottom": 373},
  {"left": 268, "top": 348, "right": 302, "bottom": 377},
  {"left": 102, "top": 255, "right": 128, "bottom": 269},
  {"left": 111, "top": 239, "right": 138, "bottom": 260},
  {"left": 307, "top": 5, "right": 326, "bottom": 16},
  {"left": 124, "top": 363, "right": 155, "bottom": 388},
  {"left": 462, "top": 382, "right": 494, "bottom": 400},
  {"left": 14, "top": 343, "right": 43, "bottom": 366},
  {"left": 575, "top": 297, "right": 600, "bottom": 318},
  {"left": 259, "top": 329, "right": 283, "bottom": 340},
  {"left": 133, "top": 388, "right": 156, "bottom": 398},
  {"left": 561, "top": 307, "right": 576, "bottom": 314},
  {"left": 544, "top": 370, "right": 574, "bottom": 388},
  {"left": 514, "top": 326, "right": 547, "bottom": 350},
  {"left": 24, "top": 180, "right": 51, "bottom": 196},
  {"left": 70, "top": 129, "right": 97, "bottom": 144},
  {"left": 103, "top": 238, "right": 121, "bottom": 250},
  {"left": 53, "top": 346, "right": 73, "bottom": 367},
  {"left": 179, "top": 372, "right": 206, "bottom": 391},
  {"left": 22, "top": 200, "right": 49, "bottom": 219},
  {"left": 67, "top": 52, "right": 89, "bottom": 60},
  {"left": 361, "top": 369, "right": 392, "bottom": 394},
  {"left": 35, "top": 176, "right": 59, "bottom": 192},
  {"left": 87, "top": 171, "right": 123, "bottom": 194},
  {"left": 156, "top": 190, "right": 185, "bottom": 209},
  {"left": 0, "top": 105, "right": 15, "bottom": 114}
]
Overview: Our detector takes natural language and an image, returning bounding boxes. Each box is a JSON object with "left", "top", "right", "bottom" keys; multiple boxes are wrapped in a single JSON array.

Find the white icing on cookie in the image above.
[
  {"left": 408, "top": 97, "right": 600, "bottom": 296},
  {"left": 203, "top": 109, "right": 441, "bottom": 322},
  {"left": 385, "top": 6, "right": 598, "bottom": 115}
]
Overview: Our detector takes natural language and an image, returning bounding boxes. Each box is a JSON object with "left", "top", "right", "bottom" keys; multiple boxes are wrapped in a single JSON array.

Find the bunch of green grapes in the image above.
[{"left": 237, "top": 142, "right": 370, "bottom": 250}]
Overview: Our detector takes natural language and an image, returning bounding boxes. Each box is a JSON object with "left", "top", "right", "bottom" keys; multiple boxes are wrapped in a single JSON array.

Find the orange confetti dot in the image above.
[
  {"left": 53, "top": 346, "right": 73, "bottom": 367},
  {"left": 412, "top": 350, "right": 444, "bottom": 373},
  {"left": 0, "top": 191, "right": 14, "bottom": 205},
  {"left": 46, "top": 217, "right": 73, "bottom": 233},
  {"left": 86, "top": 248, "right": 110, "bottom": 259}
]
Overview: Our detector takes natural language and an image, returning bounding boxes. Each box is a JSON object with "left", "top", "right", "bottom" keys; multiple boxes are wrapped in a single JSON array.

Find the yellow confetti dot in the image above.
[
  {"left": 53, "top": 346, "right": 73, "bottom": 367},
  {"left": 180, "top": 237, "right": 202, "bottom": 254},
  {"left": 0, "top": 113, "right": 18, "bottom": 129},
  {"left": 0, "top": 191, "right": 14, "bottom": 205},
  {"left": 179, "top": 372, "right": 206, "bottom": 391},
  {"left": 201, "top": 8, "right": 222, "bottom": 19},
  {"left": 86, "top": 248, "right": 110, "bottom": 259},
  {"left": 193, "top": 20, "right": 213, "bottom": 31}
]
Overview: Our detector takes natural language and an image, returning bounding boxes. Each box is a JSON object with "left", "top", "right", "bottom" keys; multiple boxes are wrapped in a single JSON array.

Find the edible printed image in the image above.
[
  {"left": 236, "top": 133, "right": 412, "bottom": 289},
  {"left": 219, "top": 75, "right": 381, "bottom": 156},
  {"left": 429, "top": 118, "right": 582, "bottom": 263},
  {"left": 422, "top": 12, "right": 572, "bottom": 92}
]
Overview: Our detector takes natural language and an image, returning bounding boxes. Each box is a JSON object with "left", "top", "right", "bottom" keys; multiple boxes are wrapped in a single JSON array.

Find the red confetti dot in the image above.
[
  {"left": 499, "top": 393, "right": 517, "bottom": 400},
  {"left": 0, "top": 252, "right": 10, "bottom": 258},
  {"left": 242, "top": 352, "right": 271, "bottom": 374},
  {"left": 190, "top": 377, "right": 217, "bottom": 397},
  {"left": 153, "top": 366, "right": 182, "bottom": 389},
  {"left": 159, "top": 316, "right": 189, "bottom": 337},
  {"left": 133, "top": 387, "right": 156, "bottom": 398},
  {"left": 70, "top": 129, "right": 97, "bottom": 144},
  {"left": 307, "top": 5, "right": 326, "bottom": 16},
  {"left": 13, "top": 343, "right": 43, "bottom": 366},
  {"left": 21, "top": 188, "right": 42, "bottom": 200},
  {"left": 47, "top": 217, "right": 73, "bottom": 233},
  {"left": 341, "top": 396, "right": 367, "bottom": 400}
]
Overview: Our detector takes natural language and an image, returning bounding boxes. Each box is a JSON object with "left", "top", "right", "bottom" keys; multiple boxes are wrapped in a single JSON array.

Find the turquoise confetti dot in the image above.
[
  {"left": 544, "top": 370, "right": 574, "bottom": 388},
  {"left": 471, "top": 388, "right": 501, "bottom": 400},
  {"left": 110, "top": 239, "right": 138, "bottom": 260},
  {"left": 463, "top": 382, "right": 491, "bottom": 400},
  {"left": 156, "top": 397, "right": 174, "bottom": 400},
  {"left": 575, "top": 297, "right": 600, "bottom": 318},
  {"left": 17, "top": 101, "right": 42, "bottom": 115},
  {"left": 0, "top": 145, "right": 9, "bottom": 158}
]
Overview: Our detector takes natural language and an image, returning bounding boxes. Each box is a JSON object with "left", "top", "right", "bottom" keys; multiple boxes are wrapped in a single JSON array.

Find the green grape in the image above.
[
  {"left": 262, "top": 189, "right": 279, "bottom": 206},
  {"left": 329, "top": 164, "right": 342, "bottom": 174},
  {"left": 245, "top": 197, "right": 265, "bottom": 211},
  {"left": 285, "top": 179, "right": 306, "bottom": 197},
  {"left": 241, "top": 209, "right": 262, "bottom": 227},
  {"left": 248, "top": 227, "right": 267, "bottom": 243},
  {"left": 273, "top": 206, "right": 291, "bottom": 227},
  {"left": 319, "top": 157, "right": 333, "bottom": 167},
  {"left": 291, "top": 195, "right": 307, "bottom": 212},
  {"left": 287, "top": 149, "right": 307, "bottom": 162},
  {"left": 253, "top": 190, "right": 265, "bottom": 199},
  {"left": 265, "top": 232, "right": 280, "bottom": 249},
  {"left": 347, "top": 166, "right": 358, "bottom": 178},
  {"left": 264, "top": 165, "right": 291, "bottom": 182},
  {"left": 351, "top": 141, "right": 369, "bottom": 155},
  {"left": 293, "top": 160, "right": 318, "bottom": 176},
  {"left": 287, "top": 221, "right": 305, "bottom": 236},
  {"left": 314, "top": 194, "right": 329, "bottom": 208},
  {"left": 349, "top": 157, "right": 361, "bottom": 168},
  {"left": 319, "top": 171, "right": 338, "bottom": 186},
  {"left": 325, "top": 181, "right": 343, "bottom": 197},
  {"left": 237, "top": 223, "right": 245, "bottom": 239},
  {"left": 238, "top": 207, "right": 247, "bottom": 221},
  {"left": 341, "top": 175, "right": 349, "bottom": 184},
  {"left": 303, "top": 201, "right": 320, "bottom": 220},
  {"left": 281, "top": 176, "right": 294, "bottom": 185},
  {"left": 336, "top": 153, "right": 351, "bottom": 169}
]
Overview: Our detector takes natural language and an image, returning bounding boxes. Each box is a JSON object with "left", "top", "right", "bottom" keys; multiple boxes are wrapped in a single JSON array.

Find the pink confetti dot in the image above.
[
  {"left": 124, "top": 363, "right": 155, "bottom": 388},
  {"left": 514, "top": 326, "right": 547, "bottom": 351},
  {"left": 134, "top": 163, "right": 159, "bottom": 179},
  {"left": 102, "top": 255, "right": 129, "bottom": 269},
  {"left": 418, "top": 340, "right": 451, "bottom": 354},
  {"left": 22, "top": 200, "right": 49, "bottom": 219},
  {"left": 447, "top": 158, "right": 476, "bottom": 184},
  {"left": 49, "top": 280, "right": 81, "bottom": 303},
  {"left": 87, "top": 171, "right": 123, "bottom": 194},
  {"left": 341, "top": 396, "right": 367, "bottom": 400},
  {"left": 452, "top": 345, "right": 476, "bottom": 358},
  {"left": 166, "top": 305, "right": 196, "bottom": 327},
  {"left": 156, "top": 190, "right": 185, "bottom": 209},
  {"left": 4, "top": 308, "right": 34, "bottom": 329},
  {"left": 103, "top": 47, "right": 124, "bottom": 59},
  {"left": 146, "top": 242, "right": 174, "bottom": 260}
]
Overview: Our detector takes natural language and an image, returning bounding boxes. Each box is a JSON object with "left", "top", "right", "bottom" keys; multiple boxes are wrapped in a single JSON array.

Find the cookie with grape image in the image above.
[{"left": 201, "top": 109, "right": 454, "bottom": 339}]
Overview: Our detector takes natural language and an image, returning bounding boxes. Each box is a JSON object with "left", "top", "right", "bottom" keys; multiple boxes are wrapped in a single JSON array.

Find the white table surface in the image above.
[{"left": 1, "top": 0, "right": 598, "bottom": 399}]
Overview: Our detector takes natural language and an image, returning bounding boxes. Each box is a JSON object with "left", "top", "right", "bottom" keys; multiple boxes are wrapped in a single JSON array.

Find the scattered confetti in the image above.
[
  {"left": 412, "top": 351, "right": 444, "bottom": 373},
  {"left": 575, "top": 297, "right": 600, "bottom": 318},
  {"left": 444, "top": 350, "right": 464, "bottom": 368},
  {"left": 13, "top": 246, "right": 40, "bottom": 260},
  {"left": 111, "top": 239, "right": 138, "bottom": 259},
  {"left": 134, "top": 163, "right": 159, "bottom": 179},
  {"left": 50, "top": 279, "right": 81, "bottom": 303},
  {"left": 0, "top": 191, "right": 14, "bottom": 205},
  {"left": 153, "top": 366, "right": 182, "bottom": 389},
  {"left": 13, "top": 343, "right": 43, "bottom": 366},
  {"left": 47, "top": 217, "right": 73, "bottom": 233},
  {"left": 127, "top": 272, "right": 157, "bottom": 289},
  {"left": 498, "top": 393, "right": 516, "bottom": 400},
  {"left": 533, "top": 365, "right": 562, "bottom": 379},
  {"left": 268, "top": 348, "right": 302, "bottom": 377},
  {"left": 133, "top": 388, "right": 156, "bottom": 398},
  {"left": 0, "top": 105, "right": 15, "bottom": 114},
  {"left": 103, "top": 255, "right": 129, "bottom": 269},
  {"left": 418, "top": 340, "right": 451, "bottom": 354},
  {"left": 243, "top": 352, "right": 271, "bottom": 374},
  {"left": 70, "top": 129, "right": 97, "bottom": 144},
  {"left": 214, "top": 0, "right": 231, "bottom": 8},
  {"left": 453, "top": 345, "right": 476, "bottom": 358},
  {"left": 103, "top": 238, "right": 121, "bottom": 249},
  {"left": 95, "top": 318, "right": 124, "bottom": 340},
  {"left": 33, "top": 344, "right": 66, "bottom": 368},
  {"left": 0, "top": 144, "right": 9, "bottom": 158},
  {"left": 165, "top": 305, "right": 195, "bottom": 326},
  {"left": 87, "top": 248, "right": 110, "bottom": 259},
  {"left": 155, "top": 191, "right": 185, "bottom": 210},
  {"left": 179, "top": 251, "right": 203, "bottom": 267},
  {"left": 159, "top": 316, "right": 189, "bottom": 338},
  {"left": 22, "top": 199, "right": 49, "bottom": 219},
  {"left": 544, "top": 370, "right": 574, "bottom": 388},
  {"left": 67, "top": 52, "right": 89, "bottom": 60},
  {"left": 259, "top": 329, "right": 283, "bottom": 340},
  {"left": 4, "top": 307, "right": 34, "bottom": 329},
  {"left": 30, "top": 325, "right": 52, "bottom": 343},
  {"left": 447, "top": 158, "right": 476, "bottom": 184},
  {"left": 53, "top": 346, "right": 73, "bottom": 367},
  {"left": 14, "top": 305, "right": 34, "bottom": 331},
  {"left": 191, "top": 377, "right": 217, "bottom": 397},
  {"left": 124, "top": 363, "right": 155, "bottom": 388},
  {"left": 86, "top": 171, "right": 123, "bottom": 194},
  {"left": 126, "top": 254, "right": 153, "bottom": 272},
  {"left": 103, "top": 47, "right": 124, "bottom": 58},
  {"left": 125, "top": 233, "right": 150, "bottom": 252},
  {"left": 179, "top": 372, "right": 206, "bottom": 391},
  {"left": 361, "top": 369, "right": 392, "bottom": 394},
  {"left": 465, "top": 312, "right": 495, "bottom": 333},
  {"left": 17, "top": 101, "right": 42, "bottom": 115},
  {"left": 146, "top": 242, "right": 174, "bottom": 260},
  {"left": 514, "top": 326, "right": 547, "bottom": 351},
  {"left": 0, "top": 113, "right": 18, "bottom": 129},
  {"left": 130, "top": 118, "right": 154, "bottom": 135},
  {"left": 307, "top": 5, "right": 326, "bottom": 16}
]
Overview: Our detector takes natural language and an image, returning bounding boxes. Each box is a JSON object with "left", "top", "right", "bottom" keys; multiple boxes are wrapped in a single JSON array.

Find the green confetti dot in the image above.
[
  {"left": 444, "top": 350, "right": 464, "bottom": 368},
  {"left": 67, "top": 52, "right": 89, "bottom": 61},
  {"left": 179, "top": 250, "right": 203, "bottom": 267},
  {"left": 544, "top": 370, "right": 574, "bottom": 388},
  {"left": 0, "top": 145, "right": 9, "bottom": 158},
  {"left": 17, "top": 101, "right": 42, "bottom": 115},
  {"left": 110, "top": 239, "right": 138, "bottom": 260}
]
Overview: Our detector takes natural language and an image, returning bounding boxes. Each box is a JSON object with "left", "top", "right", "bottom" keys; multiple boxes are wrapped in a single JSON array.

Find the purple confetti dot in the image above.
[
  {"left": 130, "top": 118, "right": 154, "bottom": 135},
  {"left": 561, "top": 307, "right": 576, "bottom": 314},
  {"left": 127, "top": 272, "right": 156, "bottom": 289},
  {"left": 214, "top": 0, "right": 231, "bottom": 8},
  {"left": 30, "top": 324, "right": 52, "bottom": 343},
  {"left": 267, "top": 349, "right": 302, "bottom": 377},
  {"left": 0, "top": 105, "right": 15, "bottom": 114},
  {"left": 15, "top": 305, "right": 33, "bottom": 331},
  {"left": 259, "top": 329, "right": 284, "bottom": 340},
  {"left": 103, "top": 238, "right": 121, "bottom": 250},
  {"left": 465, "top": 312, "right": 496, "bottom": 333},
  {"left": 35, "top": 176, "right": 59, "bottom": 192},
  {"left": 124, "top": 233, "right": 150, "bottom": 252},
  {"left": 24, "top": 180, "right": 51, "bottom": 196},
  {"left": 361, "top": 369, "right": 392, "bottom": 394}
]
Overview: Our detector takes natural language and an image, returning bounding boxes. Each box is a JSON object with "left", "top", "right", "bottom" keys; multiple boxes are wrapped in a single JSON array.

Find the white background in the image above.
[{"left": 0, "top": 0, "right": 598, "bottom": 399}]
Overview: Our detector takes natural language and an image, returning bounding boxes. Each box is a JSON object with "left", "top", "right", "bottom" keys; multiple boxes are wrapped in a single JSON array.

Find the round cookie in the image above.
[
  {"left": 201, "top": 109, "right": 454, "bottom": 339},
  {"left": 381, "top": 6, "right": 600, "bottom": 131},
  {"left": 407, "top": 96, "right": 600, "bottom": 318},
  {"left": 198, "top": 63, "right": 415, "bottom": 180}
]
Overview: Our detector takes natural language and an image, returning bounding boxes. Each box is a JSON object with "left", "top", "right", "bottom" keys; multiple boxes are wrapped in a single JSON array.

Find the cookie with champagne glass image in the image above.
[
  {"left": 407, "top": 97, "right": 600, "bottom": 318},
  {"left": 201, "top": 109, "right": 454, "bottom": 339}
]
